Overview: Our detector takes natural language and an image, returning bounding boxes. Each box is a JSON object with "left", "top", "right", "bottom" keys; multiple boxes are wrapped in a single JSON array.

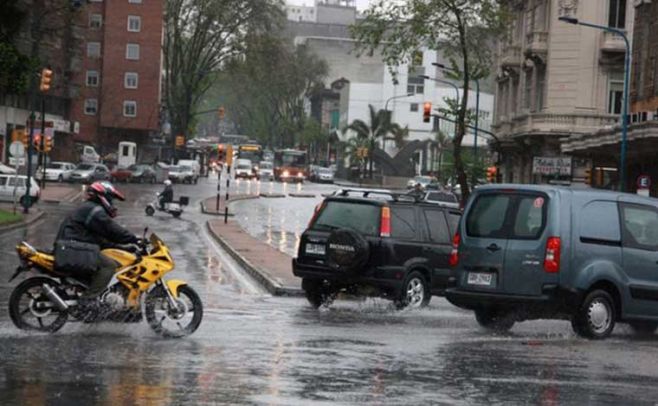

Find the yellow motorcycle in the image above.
[{"left": 9, "top": 231, "right": 203, "bottom": 338}]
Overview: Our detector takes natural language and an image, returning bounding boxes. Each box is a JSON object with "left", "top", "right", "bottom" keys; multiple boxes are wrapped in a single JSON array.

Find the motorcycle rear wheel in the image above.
[
  {"left": 144, "top": 285, "right": 203, "bottom": 338},
  {"left": 9, "top": 277, "right": 68, "bottom": 333}
]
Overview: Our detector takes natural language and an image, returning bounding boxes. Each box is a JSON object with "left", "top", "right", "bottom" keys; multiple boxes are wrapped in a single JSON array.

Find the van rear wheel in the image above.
[
  {"left": 474, "top": 307, "right": 515, "bottom": 332},
  {"left": 571, "top": 289, "right": 616, "bottom": 339}
]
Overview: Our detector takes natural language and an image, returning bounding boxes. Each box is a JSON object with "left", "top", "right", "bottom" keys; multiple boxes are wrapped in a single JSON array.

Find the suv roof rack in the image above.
[{"left": 334, "top": 188, "right": 421, "bottom": 203}]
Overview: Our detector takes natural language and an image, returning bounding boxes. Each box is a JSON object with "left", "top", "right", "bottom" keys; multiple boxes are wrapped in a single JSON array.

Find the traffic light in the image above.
[
  {"left": 584, "top": 168, "right": 592, "bottom": 185},
  {"left": 32, "top": 133, "right": 42, "bottom": 151},
  {"left": 217, "top": 144, "right": 225, "bottom": 161},
  {"left": 39, "top": 68, "right": 53, "bottom": 93},
  {"left": 486, "top": 166, "right": 497, "bottom": 183},
  {"left": 423, "top": 102, "right": 432, "bottom": 123},
  {"left": 44, "top": 135, "right": 53, "bottom": 152},
  {"left": 218, "top": 107, "right": 225, "bottom": 120}
]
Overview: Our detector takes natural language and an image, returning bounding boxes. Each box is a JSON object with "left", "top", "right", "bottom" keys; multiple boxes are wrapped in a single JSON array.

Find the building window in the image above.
[
  {"left": 84, "top": 99, "right": 98, "bottom": 115},
  {"left": 608, "top": 0, "right": 626, "bottom": 29},
  {"left": 127, "top": 15, "right": 141, "bottom": 32},
  {"left": 410, "top": 103, "right": 419, "bottom": 112},
  {"left": 126, "top": 43, "right": 140, "bottom": 60},
  {"left": 87, "top": 42, "right": 101, "bottom": 58},
  {"left": 536, "top": 66, "right": 546, "bottom": 111},
  {"left": 89, "top": 13, "right": 102, "bottom": 29},
  {"left": 407, "top": 65, "right": 425, "bottom": 95},
  {"left": 411, "top": 50, "right": 423, "bottom": 67},
  {"left": 523, "top": 70, "right": 532, "bottom": 110},
  {"left": 124, "top": 72, "right": 138, "bottom": 89},
  {"left": 86, "top": 70, "right": 99, "bottom": 87},
  {"left": 128, "top": 0, "right": 142, "bottom": 3},
  {"left": 608, "top": 80, "right": 624, "bottom": 115},
  {"left": 123, "top": 101, "right": 137, "bottom": 117}
]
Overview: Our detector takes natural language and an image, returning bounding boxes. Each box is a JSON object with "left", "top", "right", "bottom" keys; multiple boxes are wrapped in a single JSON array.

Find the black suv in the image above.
[{"left": 293, "top": 189, "right": 461, "bottom": 309}]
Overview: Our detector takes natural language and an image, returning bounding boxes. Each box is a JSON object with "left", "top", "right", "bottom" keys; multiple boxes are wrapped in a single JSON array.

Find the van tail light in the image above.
[
  {"left": 544, "top": 237, "right": 561, "bottom": 273},
  {"left": 307, "top": 202, "right": 325, "bottom": 228},
  {"left": 449, "top": 233, "right": 460, "bottom": 267},
  {"left": 380, "top": 206, "right": 391, "bottom": 237}
]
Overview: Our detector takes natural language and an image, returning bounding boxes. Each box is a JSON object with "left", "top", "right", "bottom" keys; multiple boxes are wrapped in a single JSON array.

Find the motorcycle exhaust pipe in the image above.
[{"left": 43, "top": 284, "right": 69, "bottom": 311}]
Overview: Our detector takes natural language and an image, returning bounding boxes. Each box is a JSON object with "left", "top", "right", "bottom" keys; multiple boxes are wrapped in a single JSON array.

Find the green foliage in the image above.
[{"left": 0, "top": 43, "right": 34, "bottom": 94}]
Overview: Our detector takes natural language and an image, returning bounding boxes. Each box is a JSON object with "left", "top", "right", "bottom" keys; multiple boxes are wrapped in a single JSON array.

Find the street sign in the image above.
[
  {"left": 175, "top": 135, "right": 185, "bottom": 147},
  {"left": 9, "top": 141, "right": 25, "bottom": 158},
  {"left": 9, "top": 157, "right": 25, "bottom": 166},
  {"left": 532, "top": 157, "right": 572, "bottom": 176},
  {"left": 637, "top": 174, "right": 651, "bottom": 190}
]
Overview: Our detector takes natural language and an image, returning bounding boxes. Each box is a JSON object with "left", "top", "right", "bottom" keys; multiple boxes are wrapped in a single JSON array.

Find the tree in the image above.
[
  {"left": 351, "top": 0, "right": 509, "bottom": 203},
  {"left": 387, "top": 123, "right": 410, "bottom": 150},
  {"left": 163, "top": 0, "right": 281, "bottom": 152},
  {"left": 433, "top": 130, "right": 452, "bottom": 181},
  {"left": 347, "top": 104, "right": 393, "bottom": 178}
]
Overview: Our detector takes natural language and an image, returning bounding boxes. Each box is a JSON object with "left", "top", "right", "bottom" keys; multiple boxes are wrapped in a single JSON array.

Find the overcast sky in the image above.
[{"left": 286, "top": 0, "right": 375, "bottom": 11}]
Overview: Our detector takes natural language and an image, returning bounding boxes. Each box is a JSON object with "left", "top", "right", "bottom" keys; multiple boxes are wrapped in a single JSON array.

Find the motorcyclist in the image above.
[
  {"left": 159, "top": 179, "right": 174, "bottom": 210},
  {"left": 407, "top": 182, "right": 425, "bottom": 199},
  {"left": 55, "top": 181, "right": 138, "bottom": 304}
]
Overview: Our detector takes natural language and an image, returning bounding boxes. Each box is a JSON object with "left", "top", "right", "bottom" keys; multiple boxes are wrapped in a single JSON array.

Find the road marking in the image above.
[{"left": 200, "top": 225, "right": 265, "bottom": 295}]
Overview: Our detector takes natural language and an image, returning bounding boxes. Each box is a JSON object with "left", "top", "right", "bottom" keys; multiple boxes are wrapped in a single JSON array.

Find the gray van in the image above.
[{"left": 446, "top": 184, "right": 658, "bottom": 339}]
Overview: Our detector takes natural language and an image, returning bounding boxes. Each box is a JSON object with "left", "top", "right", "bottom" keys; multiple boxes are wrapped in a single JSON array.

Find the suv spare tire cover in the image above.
[{"left": 326, "top": 228, "right": 370, "bottom": 272}]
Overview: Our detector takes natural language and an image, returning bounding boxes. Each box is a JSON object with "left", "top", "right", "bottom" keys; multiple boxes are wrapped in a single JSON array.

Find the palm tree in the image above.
[
  {"left": 344, "top": 136, "right": 370, "bottom": 179},
  {"left": 347, "top": 104, "right": 393, "bottom": 178},
  {"left": 386, "top": 124, "right": 410, "bottom": 151}
]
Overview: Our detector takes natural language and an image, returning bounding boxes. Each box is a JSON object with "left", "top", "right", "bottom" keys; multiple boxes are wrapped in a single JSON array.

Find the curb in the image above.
[
  {"left": 0, "top": 210, "right": 46, "bottom": 235},
  {"left": 205, "top": 221, "right": 302, "bottom": 297},
  {"left": 200, "top": 195, "right": 259, "bottom": 216},
  {"left": 288, "top": 193, "right": 316, "bottom": 198},
  {"left": 259, "top": 193, "right": 286, "bottom": 198},
  {"left": 200, "top": 202, "right": 235, "bottom": 217}
]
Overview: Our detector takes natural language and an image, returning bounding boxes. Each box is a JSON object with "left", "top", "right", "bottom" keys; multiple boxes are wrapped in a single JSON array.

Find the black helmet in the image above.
[{"left": 86, "top": 181, "right": 125, "bottom": 217}]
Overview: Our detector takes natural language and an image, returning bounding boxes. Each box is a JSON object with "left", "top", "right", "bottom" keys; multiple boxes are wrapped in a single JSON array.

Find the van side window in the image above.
[
  {"left": 391, "top": 206, "right": 417, "bottom": 240},
  {"left": 7, "top": 177, "right": 25, "bottom": 187},
  {"left": 621, "top": 204, "right": 658, "bottom": 251},
  {"left": 422, "top": 209, "right": 450, "bottom": 244},
  {"left": 513, "top": 196, "right": 546, "bottom": 238},
  {"left": 466, "top": 195, "right": 510, "bottom": 238},
  {"left": 0, "top": 177, "right": 7, "bottom": 186},
  {"left": 580, "top": 201, "right": 621, "bottom": 243}
]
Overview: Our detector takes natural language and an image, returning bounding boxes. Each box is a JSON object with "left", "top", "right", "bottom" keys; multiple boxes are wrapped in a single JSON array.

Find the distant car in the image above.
[
  {"left": 69, "top": 163, "right": 110, "bottom": 183},
  {"left": 0, "top": 174, "right": 40, "bottom": 206},
  {"left": 110, "top": 166, "right": 133, "bottom": 183},
  {"left": 315, "top": 167, "right": 334, "bottom": 183},
  {"left": 129, "top": 164, "right": 156, "bottom": 183},
  {"left": 168, "top": 165, "right": 196, "bottom": 184},
  {"left": 35, "top": 162, "right": 76, "bottom": 182},
  {"left": 0, "top": 163, "right": 17, "bottom": 174},
  {"left": 407, "top": 176, "right": 435, "bottom": 189},
  {"left": 424, "top": 190, "right": 460, "bottom": 209},
  {"left": 256, "top": 161, "right": 273, "bottom": 181},
  {"left": 234, "top": 159, "right": 254, "bottom": 179}
]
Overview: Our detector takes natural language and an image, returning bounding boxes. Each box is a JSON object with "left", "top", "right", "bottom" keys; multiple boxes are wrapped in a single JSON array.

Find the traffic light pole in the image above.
[
  {"left": 40, "top": 97, "right": 46, "bottom": 189},
  {"left": 224, "top": 165, "right": 231, "bottom": 224},
  {"left": 215, "top": 168, "right": 222, "bottom": 212}
]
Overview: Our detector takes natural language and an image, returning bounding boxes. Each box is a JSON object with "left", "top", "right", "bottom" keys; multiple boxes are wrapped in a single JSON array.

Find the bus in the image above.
[
  {"left": 237, "top": 144, "right": 263, "bottom": 165},
  {"left": 274, "top": 149, "right": 307, "bottom": 182}
]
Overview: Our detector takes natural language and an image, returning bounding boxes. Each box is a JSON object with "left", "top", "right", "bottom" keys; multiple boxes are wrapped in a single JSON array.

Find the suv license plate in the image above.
[
  {"left": 305, "top": 243, "right": 326, "bottom": 256},
  {"left": 467, "top": 272, "right": 493, "bottom": 286}
]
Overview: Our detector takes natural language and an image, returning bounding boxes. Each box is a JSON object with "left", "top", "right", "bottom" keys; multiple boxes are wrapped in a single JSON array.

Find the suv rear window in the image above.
[
  {"left": 466, "top": 193, "right": 547, "bottom": 239},
  {"left": 427, "top": 191, "right": 458, "bottom": 203},
  {"left": 312, "top": 201, "right": 381, "bottom": 236}
]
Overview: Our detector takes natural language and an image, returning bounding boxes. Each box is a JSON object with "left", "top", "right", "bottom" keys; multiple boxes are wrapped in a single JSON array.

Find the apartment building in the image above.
[
  {"left": 493, "top": 0, "right": 633, "bottom": 184},
  {"left": 69, "top": 0, "right": 163, "bottom": 157}
]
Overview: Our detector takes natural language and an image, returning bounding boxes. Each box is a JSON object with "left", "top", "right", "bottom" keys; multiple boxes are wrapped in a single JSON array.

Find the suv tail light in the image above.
[
  {"left": 544, "top": 237, "right": 561, "bottom": 273},
  {"left": 449, "top": 233, "right": 460, "bottom": 267},
  {"left": 380, "top": 206, "right": 391, "bottom": 237},
  {"left": 307, "top": 202, "right": 325, "bottom": 228}
]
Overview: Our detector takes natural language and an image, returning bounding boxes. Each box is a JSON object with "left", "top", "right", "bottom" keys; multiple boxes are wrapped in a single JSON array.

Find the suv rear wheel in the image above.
[
  {"left": 395, "top": 271, "right": 430, "bottom": 309},
  {"left": 474, "top": 307, "right": 515, "bottom": 332},
  {"left": 571, "top": 289, "right": 616, "bottom": 339},
  {"left": 302, "top": 279, "right": 335, "bottom": 309}
]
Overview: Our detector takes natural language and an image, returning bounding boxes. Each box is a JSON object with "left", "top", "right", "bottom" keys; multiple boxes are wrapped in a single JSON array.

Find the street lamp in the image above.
[
  {"left": 418, "top": 75, "right": 460, "bottom": 104},
  {"left": 384, "top": 92, "right": 415, "bottom": 111},
  {"left": 433, "top": 62, "right": 481, "bottom": 160},
  {"left": 558, "top": 16, "right": 630, "bottom": 192}
]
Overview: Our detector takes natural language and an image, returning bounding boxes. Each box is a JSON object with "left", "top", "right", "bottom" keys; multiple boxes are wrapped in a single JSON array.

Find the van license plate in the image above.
[
  {"left": 305, "top": 244, "right": 326, "bottom": 255},
  {"left": 467, "top": 272, "right": 493, "bottom": 286}
]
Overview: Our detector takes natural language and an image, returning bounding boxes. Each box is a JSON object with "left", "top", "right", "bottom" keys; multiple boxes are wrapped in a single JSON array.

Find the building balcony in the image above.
[
  {"left": 525, "top": 31, "right": 548, "bottom": 55},
  {"left": 600, "top": 30, "right": 627, "bottom": 53},
  {"left": 493, "top": 112, "right": 619, "bottom": 139},
  {"left": 499, "top": 45, "right": 522, "bottom": 68}
]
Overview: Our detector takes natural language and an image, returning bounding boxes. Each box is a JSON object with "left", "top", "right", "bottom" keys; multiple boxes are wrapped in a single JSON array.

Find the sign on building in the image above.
[{"left": 532, "top": 157, "right": 572, "bottom": 176}]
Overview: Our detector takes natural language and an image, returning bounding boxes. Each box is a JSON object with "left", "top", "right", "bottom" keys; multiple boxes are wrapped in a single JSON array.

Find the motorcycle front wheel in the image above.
[
  {"left": 9, "top": 277, "right": 68, "bottom": 333},
  {"left": 144, "top": 285, "right": 203, "bottom": 338}
]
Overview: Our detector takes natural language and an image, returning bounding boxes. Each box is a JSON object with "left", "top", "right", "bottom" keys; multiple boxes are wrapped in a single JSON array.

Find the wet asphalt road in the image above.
[{"left": 2, "top": 177, "right": 658, "bottom": 405}]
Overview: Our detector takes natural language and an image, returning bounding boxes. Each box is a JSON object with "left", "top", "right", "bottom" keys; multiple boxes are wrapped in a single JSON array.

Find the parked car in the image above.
[
  {"left": 0, "top": 163, "right": 17, "bottom": 174},
  {"left": 129, "top": 164, "right": 157, "bottom": 183},
  {"left": 424, "top": 190, "right": 460, "bottom": 210},
  {"left": 35, "top": 162, "right": 76, "bottom": 182},
  {"left": 256, "top": 161, "right": 274, "bottom": 181},
  {"left": 234, "top": 159, "right": 254, "bottom": 179},
  {"left": 0, "top": 174, "right": 40, "bottom": 205},
  {"left": 69, "top": 163, "right": 110, "bottom": 183},
  {"left": 168, "top": 165, "right": 196, "bottom": 184},
  {"left": 445, "top": 184, "right": 658, "bottom": 339},
  {"left": 407, "top": 176, "right": 435, "bottom": 189},
  {"left": 315, "top": 167, "right": 335, "bottom": 183},
  {"left": 293, "top": 188, "right": 461, "bottom": 309},
  {"left": 110, "top": 166, "right": 133, "bottom": 183}
]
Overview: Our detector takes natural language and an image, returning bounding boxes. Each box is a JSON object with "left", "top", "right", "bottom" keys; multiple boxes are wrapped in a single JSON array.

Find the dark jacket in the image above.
[
  {"left": 160, "top": 185, "right": 173, "bottom": 203},
  {"left": 55, "top": 200, "right": 137, "bottom": 248}
]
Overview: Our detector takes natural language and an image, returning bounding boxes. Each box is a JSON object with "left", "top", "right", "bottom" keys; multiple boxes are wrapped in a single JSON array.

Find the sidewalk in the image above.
[
  {"left": 40, "top": 184, "right": 83, "bottom": 203},
  {"left": 207, "top": 218, "right": 301, "bottom": 296}
]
